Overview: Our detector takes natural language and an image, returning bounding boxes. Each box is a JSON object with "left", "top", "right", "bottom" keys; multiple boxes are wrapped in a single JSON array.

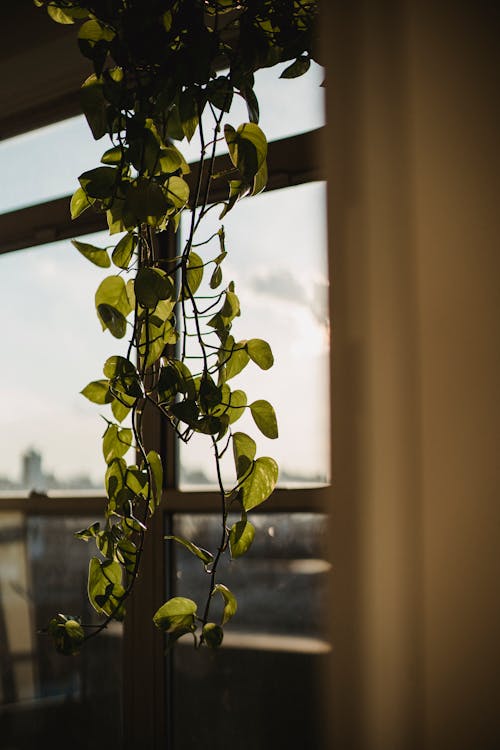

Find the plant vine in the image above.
[{"left": 35, "top": 0, "right": 319, "bottom": 654}]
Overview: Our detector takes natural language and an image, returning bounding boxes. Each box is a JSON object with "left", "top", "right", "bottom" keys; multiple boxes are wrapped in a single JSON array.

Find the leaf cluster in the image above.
[{"left": 36, "top": 0, "right": 318, "bottom": 653}]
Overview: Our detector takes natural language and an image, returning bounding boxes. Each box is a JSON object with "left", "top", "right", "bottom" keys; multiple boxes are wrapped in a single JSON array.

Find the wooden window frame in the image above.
[{"left": 0, "top": 116, "right": 327, "bottom": 749}]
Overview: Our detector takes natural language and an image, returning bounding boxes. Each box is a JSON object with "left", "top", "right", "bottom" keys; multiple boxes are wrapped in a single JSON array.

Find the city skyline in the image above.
[{"left": 0, "top": 444, "right": 328, "bottom": 494}]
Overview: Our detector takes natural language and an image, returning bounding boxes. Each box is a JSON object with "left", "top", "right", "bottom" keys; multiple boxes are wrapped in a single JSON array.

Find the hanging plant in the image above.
[{"left": 35, "top": 0, "right": 319, "bottom": 654}]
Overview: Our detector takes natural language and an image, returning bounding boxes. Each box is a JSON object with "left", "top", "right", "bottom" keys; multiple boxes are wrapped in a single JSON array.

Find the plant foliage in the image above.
[{"left": 36, "top": 0, "right": 319, "bottom": 654}]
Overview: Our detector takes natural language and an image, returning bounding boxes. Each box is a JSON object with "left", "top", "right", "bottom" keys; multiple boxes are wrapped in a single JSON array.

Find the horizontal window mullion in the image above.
[
  {"left": 0, "top": 492, "right": 106, "bottom": 515},
  {"left": 160, "top": 485, "right": 330, "bottom": 513},
  {"left": 0, "top": 195, "right": 107, "bottom": 256},
  {"left": 0, "top": 128, "right": 324, "bottom": 256}
]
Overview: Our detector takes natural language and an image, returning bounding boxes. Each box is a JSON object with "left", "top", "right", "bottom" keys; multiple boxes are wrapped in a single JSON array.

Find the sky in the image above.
[{"left": 0, "top": 62, "right": 328, "bottom": 490}]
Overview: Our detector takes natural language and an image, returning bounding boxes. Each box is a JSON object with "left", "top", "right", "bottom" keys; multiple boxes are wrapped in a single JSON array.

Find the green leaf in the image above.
[
  {"left": 213, "top": 386, "right": 246, "bottom": 423},
  {"left": 203, "top": 622, "right": 224, "bottom": 648},
  {"left": 106, "top": 200, "right": 127, "bottom": 235},
  {"left": 104, "top": 355, "right": 142, "bottom": 398},
  {"left": 75, "top": 521, "right": 100, "bottom": 542},
  {"left": 116, "top": 538, "right": 138, "bottom": 575},
  {"left": 206, "top": 76, "right": 233, "bottom": 112},
  {"left": 135, "top": 268, "right": 173, "bottom": 308},
  {"left": 213, "top": 584, "right": 237, "bottom": 625},
  {"left": 105, "top": 457, "right": 127, "bottom": 503},
  {"left": 153, "top": 597, "right": 197, "bottom": 634},
  {"left": 179, "top": 89, "right": 199, "bottom": 142},
  {"left": 196, "top": 414, "right": 229, "bottom": 438},
  {"left": 125, "top": 466, "right": 148, "bottom": 497},
  {"left": 229, "top": 519, "right": 255, "bottom": 559},
  {"left": 138, "top": 314, "right": 176, "bottom": 370},
  {"left": 182, "top": 252, "right": 203, "bottom": 298},
  {"left": 219, "top": 179, "right": 248, "bottom": 220},
  {"left": 210, "top": 265, "right": 223, "bottom": 289},
  {"left": 208, "top": 290, "right": 240, "bottom": 330},
  {"left": 70, "top": 187, "right": 92, "bottom": 219},
  {"left": 251, "top": 159, "right": 268, "bottom": 196},
  {"left": 159, "top": 146, "right": 183, "bottom": 174},
  {"left": 101, "top": 145, "right": 123, "bottom": 165},
  {"left": 247, "top": 339, "right": 274, "bottom": 370},
  {"left": 81, "top": 379, "right": 112, "bottom": 405},
  {"left": 80, "top": 73, "right": 108, "bottom": 140},
  {"left": 170, "top": 399, "right": 199, "bottom": 427},
  {"left": 97, "top": 304, "right": 127, "bottom": 338},
  {"left": 102, "top": 424, "right": 133, "bottom": 463},
  {"left": 79, "top": 166, "right": 117, "bottom": 199},
  {"left": 224, "top": 339, "right": 250, "bottom": 380},
  {"left": 47, "top": 6, "right": 75, "bottom": 24},
  {"left": 164, "top": 175, "right": 190, "bottom": 210},
  {"left": 228, "top": 389, "right": 247, "bottom": 423},
  {"left": 165, "top": 536, "right": 213, "bottom": 566},
  {"left": 158, "top": 360, "right": 196, "bottom": 404},
  {"left": 232, "top": 431, "right": 256, "bottom": 479},
  {"left": 163, "top": 102, "right": 184, "bottom": 141},
  {"left": 250, "top": 399, "right": 279, "bottom": 439},
  {"left": 126, "top": 178, "right": 169, "bottom": 226},
  {"left": 224, "top": 122, "right": 267, "bottom": 183},
  {"left": 240, "top": 456, "right": 278, "bottom": 511},
  {"left": 199, "top": 375, "right": 223, "bottom": 413},
  {"left": 111, "top": 397, "right": 132, "bottom": 423},
  {"left": 112, "top": 233, "right": 137, "bottom": 269},
  {"left": 48, "top": 614, "right": 85, "bottom": 655},
  {"left": 147, "top": 450, "right": 163, "bottom": 507},
  {"left": 95, "top": 275, "right": 132, "bottom": 336},
  {"left": 78, "top": 19, "right": 115, "bottom": 43},
  {"left": 88, "top": 557, "right": 125, "bottom": 619},
  {"left": 129, "top": 126, "right": 162, "bottom": 175},
  {"left": 71, "top": 239, "right": 110, "bottom": 268},
  {"left": 280, "top": 56, "right": 311, "bottom": 79}
]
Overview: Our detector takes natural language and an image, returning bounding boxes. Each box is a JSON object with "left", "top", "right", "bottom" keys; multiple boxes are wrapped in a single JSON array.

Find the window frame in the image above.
[{"left": 0, "top": 118, "right": 327, "bottom": 749}]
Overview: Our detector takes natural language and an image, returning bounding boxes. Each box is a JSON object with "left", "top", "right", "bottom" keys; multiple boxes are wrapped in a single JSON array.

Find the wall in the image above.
[{"left": 323, "top": 2, "right": 500, "bottom": 748}]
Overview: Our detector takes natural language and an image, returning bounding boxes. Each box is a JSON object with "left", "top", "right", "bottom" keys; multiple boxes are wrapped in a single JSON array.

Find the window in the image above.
[{"left": 0, "top": 61, "right": 329, "bottom": 749}]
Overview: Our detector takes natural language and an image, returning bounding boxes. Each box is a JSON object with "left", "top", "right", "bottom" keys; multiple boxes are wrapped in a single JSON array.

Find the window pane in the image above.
[
  {"left": 0, "top": 233, "right": 129, "bottom": 494},
  {"left": 180, "top": 61, "right": 325, "bottom": 163},
  {"left": 0, "top": 513, "right": 122, "bottom": 748},
  {"left": 0, "top": 63, "right": 324, "bottom": 215},
  {"left": 170, "top": 512, "right": 330, "bottom": 750},
  {"left": 178, "top": 182, "right": 330, "bottom": 490},
  {"left": 0, "top": 116, "right": 104, "bottom": 214}
]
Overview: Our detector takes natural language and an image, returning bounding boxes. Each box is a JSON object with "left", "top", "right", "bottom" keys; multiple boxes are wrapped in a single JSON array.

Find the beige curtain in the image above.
[{"left": 323, "top": 3, "right": 500, "bottom": 748}]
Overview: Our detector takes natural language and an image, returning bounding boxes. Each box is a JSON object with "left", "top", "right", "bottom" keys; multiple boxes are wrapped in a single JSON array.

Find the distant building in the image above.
[{"left": 21, "top": 448, "right": 46, "bottom": 492}]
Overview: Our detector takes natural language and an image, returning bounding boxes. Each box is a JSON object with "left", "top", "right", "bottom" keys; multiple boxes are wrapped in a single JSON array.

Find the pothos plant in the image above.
[{"left": 36, "top": 0, "right": 319, "bottom": 654}]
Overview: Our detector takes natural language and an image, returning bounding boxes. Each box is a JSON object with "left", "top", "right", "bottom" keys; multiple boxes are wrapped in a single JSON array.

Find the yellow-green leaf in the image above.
[
  {"left": 240, "top": 456, "right": 278, "bottom": 511},
  {"left": 250, "top": 399, "right": 278, "bottom": 439},
  {"left": 72, "top": 239, "right": 110, "bottom": 268}
]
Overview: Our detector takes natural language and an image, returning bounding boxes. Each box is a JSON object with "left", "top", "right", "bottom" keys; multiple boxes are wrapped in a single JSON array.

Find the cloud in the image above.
[
  {"left": 248, "top": 268, "right": 329, "bottom": 326},
  {"left": 249, "top": 269, "right": 308, "bottom": 304}
]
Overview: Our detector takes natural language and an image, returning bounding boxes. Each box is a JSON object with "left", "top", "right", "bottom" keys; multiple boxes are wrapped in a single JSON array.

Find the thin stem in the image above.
[{"left": 200, "top": 437, "right": 229, "bottom": 633}]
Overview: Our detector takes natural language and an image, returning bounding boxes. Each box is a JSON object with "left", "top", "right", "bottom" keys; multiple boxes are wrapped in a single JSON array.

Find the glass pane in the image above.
[
  {"left": 178, "top": 182, "right": 330, "bottom": 490},
  {"left": 180, "top": 61, "right": 325, "bottom": 163},
  {"left": 170, "top": 513, "right": 330, "bottom": 750},
  {"left": 0, "top": 116, "right": 104, "bottom": 214},
  {"left": 0, "top": 63, "right": 324, "bottom": 215},
  {"left": 0, "top": 232, "right": 129, "bottom": 494},
  {"left": 0, "top": 513, "right": 122, "bottom": 748}
]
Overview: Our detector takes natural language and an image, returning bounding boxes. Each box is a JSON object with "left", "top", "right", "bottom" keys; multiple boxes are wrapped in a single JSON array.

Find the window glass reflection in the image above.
[
  {"left": 0, "top": 514, "right": 122, "bottom": 748},
  {"left": 170, "top": 512, "right": 330, "bottom": 750}
]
